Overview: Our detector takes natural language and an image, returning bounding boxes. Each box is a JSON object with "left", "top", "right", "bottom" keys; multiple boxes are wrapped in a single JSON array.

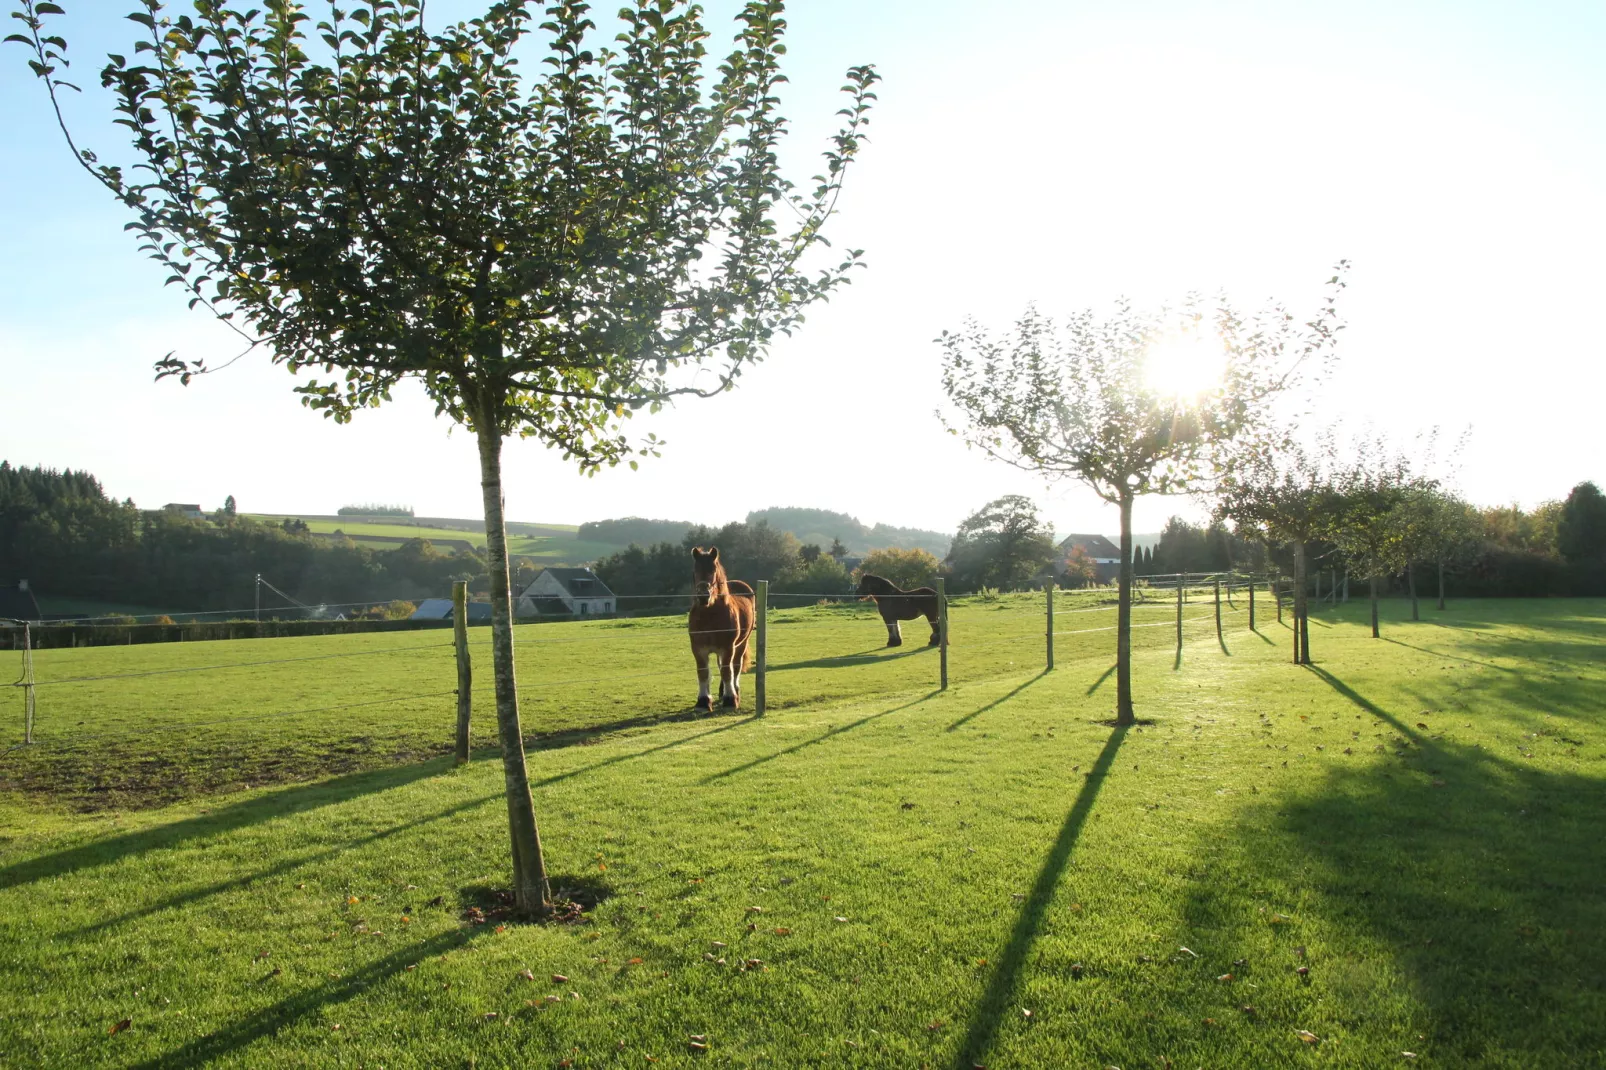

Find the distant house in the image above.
[
  {"left": 518, "top": 568, "right": 616, "bottom": 617},
  {"left": 409, "top": 598, "right": 493, "bottom": 623},
  {"left": 0, "top": 580, "right": 40, "bottom": 622},
  {"left": 1056, "top": 534, "right": 1123, "bottom": 583},
  {"left": 163, "top": 503, "right": 205, "bottom": 519}
]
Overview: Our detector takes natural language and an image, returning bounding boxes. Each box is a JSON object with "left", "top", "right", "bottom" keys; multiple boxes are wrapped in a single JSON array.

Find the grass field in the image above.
[
  {"left": 248, "top": 515, "right": 624, "bottom": 564},
  {"left": 0, "top": 595, "right": 1602, "bottom": 1067}
]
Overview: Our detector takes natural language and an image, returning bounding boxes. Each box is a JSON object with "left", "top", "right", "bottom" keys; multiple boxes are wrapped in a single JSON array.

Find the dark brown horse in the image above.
[
  {"left": 856, "top": 573, "right": 941, "bottom": 647},
  {"left": 689, "top": 547, "right": 755, "bottom": 710}
]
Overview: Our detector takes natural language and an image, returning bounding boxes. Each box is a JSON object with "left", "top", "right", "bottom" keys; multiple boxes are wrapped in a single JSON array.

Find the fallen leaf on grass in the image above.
[
  {"left": 518, "top": 969, "right": 535, "bottom": 982},
  {"left": 1296, "top": 1030, "right": 1321, "bottom": 1044},
  {"left": 1296, "top": 966, "right": 1310, "bottom": 978},
  {"left": 1402, "top": 1054, "right": 1417, "bottom": 1060},
  {"left": 552, "top": 973, "right": 569, "bottom": 983},
  {"left": 1217, "top": 973, "right": 1234, "bottom": 982},
  {"left": 108, "top": 1018, "right": 131, "bottom": 1036},
  {"left": 1177, "top": 947, "right": 1198, "bottom": 958},
  {"left": 482, "top": 1012, "right": 498, "bottom": 1020},
  {"left": 746, "top": 906, "right": 765, "bottom": 914},
  {"left": 427, "top": 895, "right": 443, "bottom": 907},
  {"left": 627, "top": 957, "right": 644, "bottom": 966},
  {"left": 1417, "top": 722, "right": 1429, "bottom": 729},
  {"left": 834, "top": 916, "right": 848, "bottom": 923},
  {"left": 773, "top": 927, "right": 792, "bottom": 936},
  {"left": 926, "top": 1020, "right": 945, "bottom": 1031}
]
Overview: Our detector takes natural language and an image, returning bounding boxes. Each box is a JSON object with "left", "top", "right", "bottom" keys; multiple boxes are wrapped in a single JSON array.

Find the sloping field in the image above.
[
  {"left": 249, "top": 515, "right": 623, "bottom": 563},
  {"left": 0, "top": 597, "right": 1601, "bottom": 1067}
]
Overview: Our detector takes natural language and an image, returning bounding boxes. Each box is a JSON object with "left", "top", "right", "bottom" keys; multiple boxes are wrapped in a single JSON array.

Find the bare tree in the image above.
[{"left": 939, "top": 270, "right": 1346, "bottom": 722}]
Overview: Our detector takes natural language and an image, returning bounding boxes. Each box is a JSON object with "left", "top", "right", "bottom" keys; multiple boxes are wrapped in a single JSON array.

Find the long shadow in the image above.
[
  {"left": 1085, "top": 662, "right": 1117, "bottom": 696},
  {"left": 1186, "top": 669, "right": 1606, "bottom": 1064},
  {"left": 1217, "top": 627, "right": 1232, "bottom": 657},
  {"left": 533, "top": 714, "right": 755, "bottom": 789},
  {"left": 946, "top": 671, "right": 1047, "bottom": 732},
  {"left": 701, "top": 691, "right": 940, "bottom": 783},
  {"left": 66, "top": 792, "right": 501, "bottom": 938},
  {"left": 128, "top": 927, "right": 487, "bottom": 1069},
  {"left": 0, "top": 757, "right": 452, "bottom": 892},
  {"left": 1382, "top": 636, "right": 1518, "bottom": 674},
  {"left": 768, "top": 646, "right": 932, "bottom": 672},
  {"left": 954, "top": 726, "right": 1129, "bottom": 1069}
]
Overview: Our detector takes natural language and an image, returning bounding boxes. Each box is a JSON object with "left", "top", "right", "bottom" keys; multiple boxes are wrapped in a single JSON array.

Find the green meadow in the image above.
[{"left": 0, "top": 595, "right": 1602, "bottom": 1067}]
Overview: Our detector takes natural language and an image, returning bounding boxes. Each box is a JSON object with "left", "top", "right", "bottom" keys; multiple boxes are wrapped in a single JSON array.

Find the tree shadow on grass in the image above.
[
  {"left": 127, "top": 927, "right": 488, "bottom": 1070},
  {"left": 954, "top": 725, "right": 1128, "bottom": 1069},
  {"left": 701, "top": 691, "right": 940, "bottom": 783},
  {"left": 0, "top": 757, "right": 455, "bottom": 892},
  {"left": 946, "top": 671, "right": 1048, "bottom": 732},
  {"left": 1180, "top": 666, "right": 1606, "bottom": 1063},
  {"left": 66, "top": 791, "right": 502, "bottom": 938},
  {"left": 767, "top": 645, "right": 932, "bottom": 671},
  {"left": 1085, "top": 663, "right": 1117, "bottom": 696}
]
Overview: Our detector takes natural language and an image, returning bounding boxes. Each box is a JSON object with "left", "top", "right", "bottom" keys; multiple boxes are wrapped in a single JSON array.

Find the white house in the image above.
[{"left": 517, "top": 568, "right": 616, "bottom": 617}]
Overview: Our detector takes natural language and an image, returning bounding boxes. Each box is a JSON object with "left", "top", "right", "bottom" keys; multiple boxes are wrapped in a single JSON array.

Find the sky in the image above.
[{"left": 2, "top": 1, "right": 1603, "bottom": 538}]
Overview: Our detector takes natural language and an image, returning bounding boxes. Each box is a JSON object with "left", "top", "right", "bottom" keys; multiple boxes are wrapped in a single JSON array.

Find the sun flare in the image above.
[{"left": 1142, "top": 335, "right": 1227, "bottom": 399}]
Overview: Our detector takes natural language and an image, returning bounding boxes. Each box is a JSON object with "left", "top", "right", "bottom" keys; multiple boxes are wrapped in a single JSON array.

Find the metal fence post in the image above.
[
  {"left": 755, "top": 580, "right": 768, "bottom": 716},
  {"left": 453, "top": 580, "right": 471, "bottom": 764},
  {"left": 937, "top": 578, "right": 949, "bottom": 691},
  {"left": 1045, "top": 582, "right": 1054, "bottom": 672}
]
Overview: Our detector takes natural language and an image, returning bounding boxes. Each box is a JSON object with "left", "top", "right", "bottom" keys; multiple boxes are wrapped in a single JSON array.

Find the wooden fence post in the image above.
[
  {"left": 1045, "top": 582, "right": 1055, "bottom": 672},
  {"left": 937, "top": 578, "right": 949, "bottom": 691},
  {"left": 1175, "top": 575, "right": 1183, "bottom": 656},
  {"left": 755, "top": 580, "right": 768, "bottom": 716},
  {"left": 1275, "top": 577, "right": 1283, "bottom": 624},
  {"left": 452, "top": 580, "right": 471, "bottom": 765},
  {"left": 1214, "top": 577, "right": 1222, "bottom": 642},
  {"left": 1248, "top": 577, "right": 1256, "bottom": 631}
]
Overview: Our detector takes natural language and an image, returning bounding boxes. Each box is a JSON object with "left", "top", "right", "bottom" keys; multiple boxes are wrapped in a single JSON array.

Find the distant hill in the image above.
[
  {"left": 577, "top": 517, "right": 695, "bottom": 547},
  {"left": 745, "top": 507, "right": 951, "bottom": 559}
]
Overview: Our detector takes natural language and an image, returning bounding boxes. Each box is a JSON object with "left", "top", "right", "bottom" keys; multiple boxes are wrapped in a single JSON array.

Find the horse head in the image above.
[
  {"left": 691, "top": 546, "right": 725, "bottom": 606},
  {"left": 855, "top": 572, "right": 886, "bottom": 599}
]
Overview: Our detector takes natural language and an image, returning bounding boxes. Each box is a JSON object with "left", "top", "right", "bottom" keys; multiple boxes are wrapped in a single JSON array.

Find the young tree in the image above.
[
  {"left": 940, "top": 273, "right": 1345, "bottom": 721},
  {"left": 1329, "top": 455, "right": 1433, "bottom": 638},
  {"left": 1394, "top": 489, "right": 1480, "bottom": 614},
  {"left": 1060, "top": 546, "right": 1099, "bottom": 589},
  {"left": 13, "top": 1, "right": 876, "bottom": 916},
  {"left": 945, "top": 495, "right": 1057, "bottom": 592},
  {"left": 1216, "top": 439, "right": 1343, "bottom": 664}
]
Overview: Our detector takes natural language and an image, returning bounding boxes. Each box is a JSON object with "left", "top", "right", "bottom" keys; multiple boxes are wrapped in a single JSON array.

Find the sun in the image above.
[{"left": 1142, "top": 334, "right": 1227, "bottom": 399}]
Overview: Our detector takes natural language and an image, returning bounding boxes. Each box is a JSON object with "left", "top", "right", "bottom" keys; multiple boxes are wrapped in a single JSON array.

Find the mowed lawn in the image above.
[{"left": 0, "top": 597, "right": 1602, "bottom": 1067}]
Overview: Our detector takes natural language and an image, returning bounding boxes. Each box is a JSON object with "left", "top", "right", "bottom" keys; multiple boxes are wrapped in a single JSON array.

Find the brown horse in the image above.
[
  {"left": 855, "top": 573, "right": 941, "bottom": 647},
  {"left": 688, "top": 546, "right": 755, "bottom": 710}
]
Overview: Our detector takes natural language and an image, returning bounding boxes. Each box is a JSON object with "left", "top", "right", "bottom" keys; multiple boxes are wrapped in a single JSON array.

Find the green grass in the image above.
[
  {"left": 249, "top": 515, "right": 623, "bottom": 563},
  {"left": 0, "top": 596, "right": 1602, "bottom": 1067}
]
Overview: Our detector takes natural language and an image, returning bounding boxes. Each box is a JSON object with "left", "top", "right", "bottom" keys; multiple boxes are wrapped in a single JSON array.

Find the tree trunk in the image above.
[
  {"left": 1292, "top": 540, "right": 1308, "bottom": 664},
  {"left": 1437, "top": 558, "right": 1446, "bottom": 611},
  {"left": 1369, "top": 574, "right": 1380, "bottom": 638},
  {"left": 1115, "top": 493, "right": 1135, "bottom": 725},
  {"left": 1409, "top": 564, "right": 1419, "bottom": 621},
  {"left": 475, "top": 420, "right": 552, "bottom": 918}
]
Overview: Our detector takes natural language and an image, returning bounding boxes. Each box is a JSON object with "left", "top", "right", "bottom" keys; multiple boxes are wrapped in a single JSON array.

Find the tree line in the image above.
[{"left": 0, "top": 463, "right": 483, "bottom": 616}]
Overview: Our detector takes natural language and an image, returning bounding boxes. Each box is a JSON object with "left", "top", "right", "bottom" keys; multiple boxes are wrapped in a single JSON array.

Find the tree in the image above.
[
  {"left": 1328, "top": 453, "right": 1433, "bottom": 639},
  {"left": 13, "top": 1, "right": 876, "bottom": 916},
  {"left": 857, "top": 546, "right": 941, "bottom": 590},
  {"left": 1060, "top": 546, "right": 1099, "bottom": 589},
  {"left": 945, "top": 495, "right": 1057, "bottom": 592},
  {"left": 1557, "top": 482, "right": 1606, "bottom": 565},
  {"left": 828, "top": 537, "right": 849, "bottom": 561},
  {"left": 1217, "top": 439, "right": 1344, "bottom": 664},
  {"left": 941, "top": 274, "right": 1345, "bottom": 721},
  {"left": 223, "top": 494, "right": 236, "bottom": 516},
  {"left": 1394, "top": 489, "right": 1480, "bottom": 613}
]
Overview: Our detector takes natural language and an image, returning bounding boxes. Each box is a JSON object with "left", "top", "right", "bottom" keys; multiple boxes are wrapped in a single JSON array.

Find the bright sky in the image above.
[{"left": 2, "top": 1, "right": 1602, "bottom": 538}]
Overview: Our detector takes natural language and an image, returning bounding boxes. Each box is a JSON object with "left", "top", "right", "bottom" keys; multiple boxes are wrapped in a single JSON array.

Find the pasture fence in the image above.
[{"left": 1, "top": 577, "right": 1284, "bottom": 777}]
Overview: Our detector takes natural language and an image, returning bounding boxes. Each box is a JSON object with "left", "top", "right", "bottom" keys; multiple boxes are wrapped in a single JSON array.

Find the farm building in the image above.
[
  {"left": 162, "top": 503, "right": 205, "bottom": 519},
  {"left": 517, "top": 568, "right": 616, "bottom": 617},
  {"left": 409, "top": 598, "right": 493, "bottom": 623},
  {"left": 0, "top": 580, "right": 40, "bottom": 621},
  {"left": 1056, "top": 533, "right": 1122, "bottom": 583}
]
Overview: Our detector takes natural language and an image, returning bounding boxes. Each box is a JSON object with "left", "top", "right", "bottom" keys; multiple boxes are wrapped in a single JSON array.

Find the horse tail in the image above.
[{"left": 742, "top": 639, "right": 754, "bottom": 672}]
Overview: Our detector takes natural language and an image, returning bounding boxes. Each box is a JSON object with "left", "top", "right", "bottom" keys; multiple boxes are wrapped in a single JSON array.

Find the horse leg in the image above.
[
  {"left": 927, "top": 608, "right": 941, "bottom": 646},
  {"left": 694, "top": 645, "right": 713, "bottom": 712},
  {"left": 721, "top": 644, "right": 740, "bottom": 708},
  {"left": 885, "top": 614, "right": 903, "bottom": 647}
]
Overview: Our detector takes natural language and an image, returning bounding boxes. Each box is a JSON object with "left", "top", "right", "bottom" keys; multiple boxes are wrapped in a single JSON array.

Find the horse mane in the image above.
[
  {"left": 706, "top": 555, "right": 730, "bottom": 597},
  {"left": 860, "top": 572, "right": 898, "bottom": 595}
]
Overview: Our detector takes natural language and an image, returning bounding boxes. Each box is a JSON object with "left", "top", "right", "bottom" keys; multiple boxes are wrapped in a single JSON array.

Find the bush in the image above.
[{"left": 856, "top": 547, "right": 940, "bottom": 590}]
